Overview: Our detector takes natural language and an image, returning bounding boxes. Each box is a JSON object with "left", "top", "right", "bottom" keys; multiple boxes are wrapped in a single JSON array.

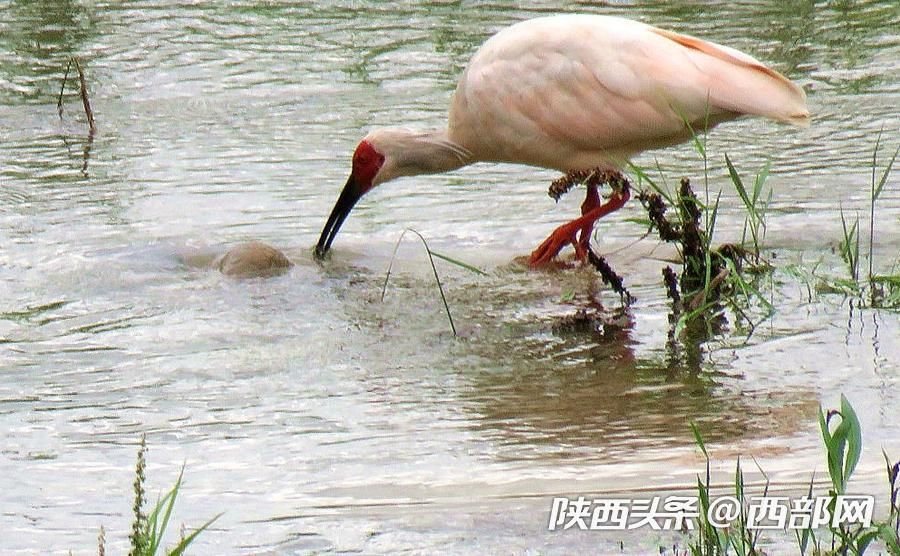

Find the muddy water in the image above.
[{"left": 1, "top": 1, "right": 898, "bottom": 553}]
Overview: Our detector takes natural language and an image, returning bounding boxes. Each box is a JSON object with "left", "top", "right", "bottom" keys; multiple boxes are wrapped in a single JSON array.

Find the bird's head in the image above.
[
  {"left": 314, "top": 133, "right": 387, "bottom": 260},
  {"left": 314, "top": 128, "right": 470, "bottom": 259}
]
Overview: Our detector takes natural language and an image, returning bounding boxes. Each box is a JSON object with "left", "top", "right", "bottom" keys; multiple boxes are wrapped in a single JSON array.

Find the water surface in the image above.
[{"left": 1, "top": 1, "right": 899, "bottom": 553}]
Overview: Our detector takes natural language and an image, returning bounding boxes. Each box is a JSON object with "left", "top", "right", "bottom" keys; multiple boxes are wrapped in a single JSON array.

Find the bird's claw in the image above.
[
  {"left": 529, "top": 175, "right": 631, "bottom": 267},
  {"left": 528, "top": 221, "right": 586, "bottom": 266}
]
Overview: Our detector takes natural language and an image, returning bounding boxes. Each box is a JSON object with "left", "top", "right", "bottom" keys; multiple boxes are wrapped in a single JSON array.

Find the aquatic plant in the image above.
[
  {"left": 685, "top": 396, "right": 900, "bottom": 555},
  {"left": 839, "top": 205, "right": 861, "bottom": 283},
  {"left": 94, "top": 436, "right": 220, "bottom": 556},
  {"left": 637, "top": 175, "right": 771, "bottom": 338},
  {"left": 866, "top": 131, "right": 899, "bottom": 308},
  {"left": 788, "top": 134, "right": 898, "bottom": 308},
  {"left": 724, "top": 154, "right": 773, "bottom": 263},
  {"left": 382, "top": 228, "right": 487, "bottom": 337},
  {"left": 627, "top": 107, "right": 777, "bottom": 339}
]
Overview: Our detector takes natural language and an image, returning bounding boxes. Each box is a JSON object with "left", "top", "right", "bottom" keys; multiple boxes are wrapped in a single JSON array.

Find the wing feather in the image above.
[{"left": 448, "top": 15, "right": 809, "bottom": 171}]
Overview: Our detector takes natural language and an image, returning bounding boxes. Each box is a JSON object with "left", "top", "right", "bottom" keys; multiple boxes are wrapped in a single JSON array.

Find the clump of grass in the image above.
[
  {"left": 689, "top": 422, "right": 731, "bottom": 555},
  {"left": 801, "top": 395, "right": 900, "bottom": 554},
  {"left": 685, "top": 396, "right": 900, "bottom": 555},
  {"left": 630, "top": 113, "right": 777, "bottom": 337},
  {"left": 96, "top": 436, "right": 221, "bottom": 556},
  {"left": 866, "top": 132, "right": 899, "bottom": 307},
  {"left": 724, "top": 154, "right": 773, "bottom": 264},
  {"left": 688, "top": 421, "right": 771, "bottom": 556},
  {"left": 786, "top": 135, "right": 899, "bottom": 308},
  {"left": 637, "top": 176, "right": 771, "bottom": 336},
  {"left": 638, "top": 177, "right": 719, "bottom": 294}
]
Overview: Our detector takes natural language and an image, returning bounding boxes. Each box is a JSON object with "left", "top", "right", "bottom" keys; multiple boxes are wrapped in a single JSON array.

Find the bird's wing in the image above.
[
  {"left": 646, "top": 26, "right": 809, "bottom": 126},
  {"left": 449, "top": 15, "right": 808, "bottom": 170}
]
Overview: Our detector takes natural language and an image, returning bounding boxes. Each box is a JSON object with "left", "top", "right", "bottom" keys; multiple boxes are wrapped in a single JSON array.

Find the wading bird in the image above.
[{"left": 315, "top": 14, "right": 809, "bottom": 265}]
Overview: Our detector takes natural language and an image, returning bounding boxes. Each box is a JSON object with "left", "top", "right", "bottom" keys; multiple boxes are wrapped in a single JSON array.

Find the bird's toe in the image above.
[{"left": 528, "top": 224, "right": 580, "bottom": 267}]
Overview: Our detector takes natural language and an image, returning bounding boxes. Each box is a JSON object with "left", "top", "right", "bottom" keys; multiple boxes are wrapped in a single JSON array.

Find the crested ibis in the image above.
[{"left": 314, "top": 14, "right": 809, "bottom": 266}]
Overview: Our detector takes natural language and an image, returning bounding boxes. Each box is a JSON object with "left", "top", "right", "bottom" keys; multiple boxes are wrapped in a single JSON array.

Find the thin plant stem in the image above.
[{"left": 382, "top": 228, "right": 459, "bottom": 337}]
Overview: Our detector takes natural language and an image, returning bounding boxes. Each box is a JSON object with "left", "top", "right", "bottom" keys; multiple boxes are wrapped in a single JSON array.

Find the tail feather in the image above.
[{"left": 651, "top": 27, "right": 810, "bottom": 127}]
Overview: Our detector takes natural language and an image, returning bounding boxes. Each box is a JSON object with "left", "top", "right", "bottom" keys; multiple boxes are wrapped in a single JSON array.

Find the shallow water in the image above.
[{"left": 1, "top": 1, "right": 899, "bottom": 553}]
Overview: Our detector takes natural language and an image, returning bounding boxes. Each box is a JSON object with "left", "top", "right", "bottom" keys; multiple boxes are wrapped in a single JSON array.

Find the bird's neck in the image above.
[{"left": 388, "top": 128, "right": 473, "bottom": 177}]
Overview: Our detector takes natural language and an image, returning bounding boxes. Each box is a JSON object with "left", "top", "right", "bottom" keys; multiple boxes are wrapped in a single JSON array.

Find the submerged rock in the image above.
[{"left": 215, "top": 241, "right": 293, "bottom": 278}]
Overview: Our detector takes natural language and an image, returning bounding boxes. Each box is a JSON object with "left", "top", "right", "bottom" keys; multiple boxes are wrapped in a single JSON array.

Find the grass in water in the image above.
[
  {"left": 785, "top": 135, "right": 899, "bottom": 308},
  {"left": 633, "top": 126, "right": 900, "bottom": 346},
  {"left": 839, "top": 205, "right": 861, "bottom": 284},
  {"left": 685, "top": 396, "right": 900, "bottom": 555},
  {"left": 96, "top": 436, "right": 221, "bottom": 556},
  {"left": 867, "top": 131, "right": 900, "bottom": 307},
  {"left": 629, "top": 108, "right": 779, "bottom": 340},
  {"left": 724, "top": 153, "right": 773, "bottom": 263},
  {"left": 382, "top": 228, "right": 486, "bottom": 337},
  {"left": 637, "top": 175, "right": 770, "bottom": 337}
]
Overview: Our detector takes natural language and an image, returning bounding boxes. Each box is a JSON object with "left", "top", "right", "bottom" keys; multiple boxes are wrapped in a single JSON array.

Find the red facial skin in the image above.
[
  {"left": 314, "top": 139, "right": 387, "bottom": 258},
  {"left": 352, "top": 140, "right": 385, "bottom": 193}
]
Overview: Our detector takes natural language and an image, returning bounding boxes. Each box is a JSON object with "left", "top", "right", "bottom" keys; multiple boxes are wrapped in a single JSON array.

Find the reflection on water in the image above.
[
  {"left": 362, "top": 267, "right": 822, "bottom": 465},
  {"left": 1, "top": 0, "right": 899, "bottom": 553}
]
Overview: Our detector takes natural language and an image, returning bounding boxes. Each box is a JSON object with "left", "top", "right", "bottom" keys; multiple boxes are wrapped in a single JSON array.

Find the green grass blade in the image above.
[
  {"left": 725, "top": 153, "right": 752, "bottom": 213},
  {"left": 752, "top": 161, "right": 771, "bottom": 206},
  {"left": 876, "top": 523, "right": 900, "bottom": 553},
  {"left": 796, "top": 473, "right": 816, "bottom": 555},
  {"left": 652, "top": 157, "right": 671, "bottom": 194},
  {"left": 146, "top": 489, "right": 177, "bottom": 555},
  {"left": 706, "top": 193, "right": 721, "bottom": 251},
  {"left": 381, "top": 229, "right": 410, "bottom": 302},
  {"left": 406, "top": 229, "right": 457, "bottom": 337},
  {"left": 145, "top": 492, "right": 164, "bottom": 552},
  {"left": 381, "top": 229, "right": 473, "bottom": 337},
  {"left": 818, "top": 405, "right": 844, "bottom": 493},
  {"left": 725, "top": 258, "right": 774, "bottom": 315},
  {"left": 873, "top": 133, "right": 898, "bottom": 202},
  {"left": 624, "top": 217, "right": 653, "bottom": 228},
  {"left": 429, "top": 250, "right": 487, "bottom": 276},
  {"left": 152, "top": 467, "right": 184, "bottom": 555},
  {"left": 166, "top": 513, "right": 223, "bottom": 556},
  {"left": 854, "top": 528, "right": 879, "bottom": 554},
  {"left": 674, "top": 298, "right": 720, "bottom": 336},
  {"left": 840, "top": 395, "right": 863, "bottom": 484},
  {"left": 626, "top": 161, "right": 655, "bottom": 190},
  {"left": 672, "top": 103, "right": 706, "bottom": 158},
  {"left": 839, "top": 206, "right": 860, "bottom": 281},
  {"left": 690, "top": 422, "right": 709, "bottom": 459},
  {"left": 628, "top": 161, "right": 674, "bottom": 206}
]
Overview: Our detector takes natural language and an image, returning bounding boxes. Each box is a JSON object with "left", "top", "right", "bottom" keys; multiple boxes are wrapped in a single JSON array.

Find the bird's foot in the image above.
[
  {"left": 528, "top": 220, "right": 588, "bottom": 266},
  {"left": 528, "top": 183, "right": 631, "bottom": 268}
]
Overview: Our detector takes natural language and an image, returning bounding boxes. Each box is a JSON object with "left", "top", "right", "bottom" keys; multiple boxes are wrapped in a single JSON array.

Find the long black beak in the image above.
[{"left": 315, "top": 173, "right": 362, "bottom": 259}]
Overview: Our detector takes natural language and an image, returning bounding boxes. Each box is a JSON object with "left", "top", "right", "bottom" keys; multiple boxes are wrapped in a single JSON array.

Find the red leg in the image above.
[{"left": 529, "top": 186, "right": 630, "bottom": 267}]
